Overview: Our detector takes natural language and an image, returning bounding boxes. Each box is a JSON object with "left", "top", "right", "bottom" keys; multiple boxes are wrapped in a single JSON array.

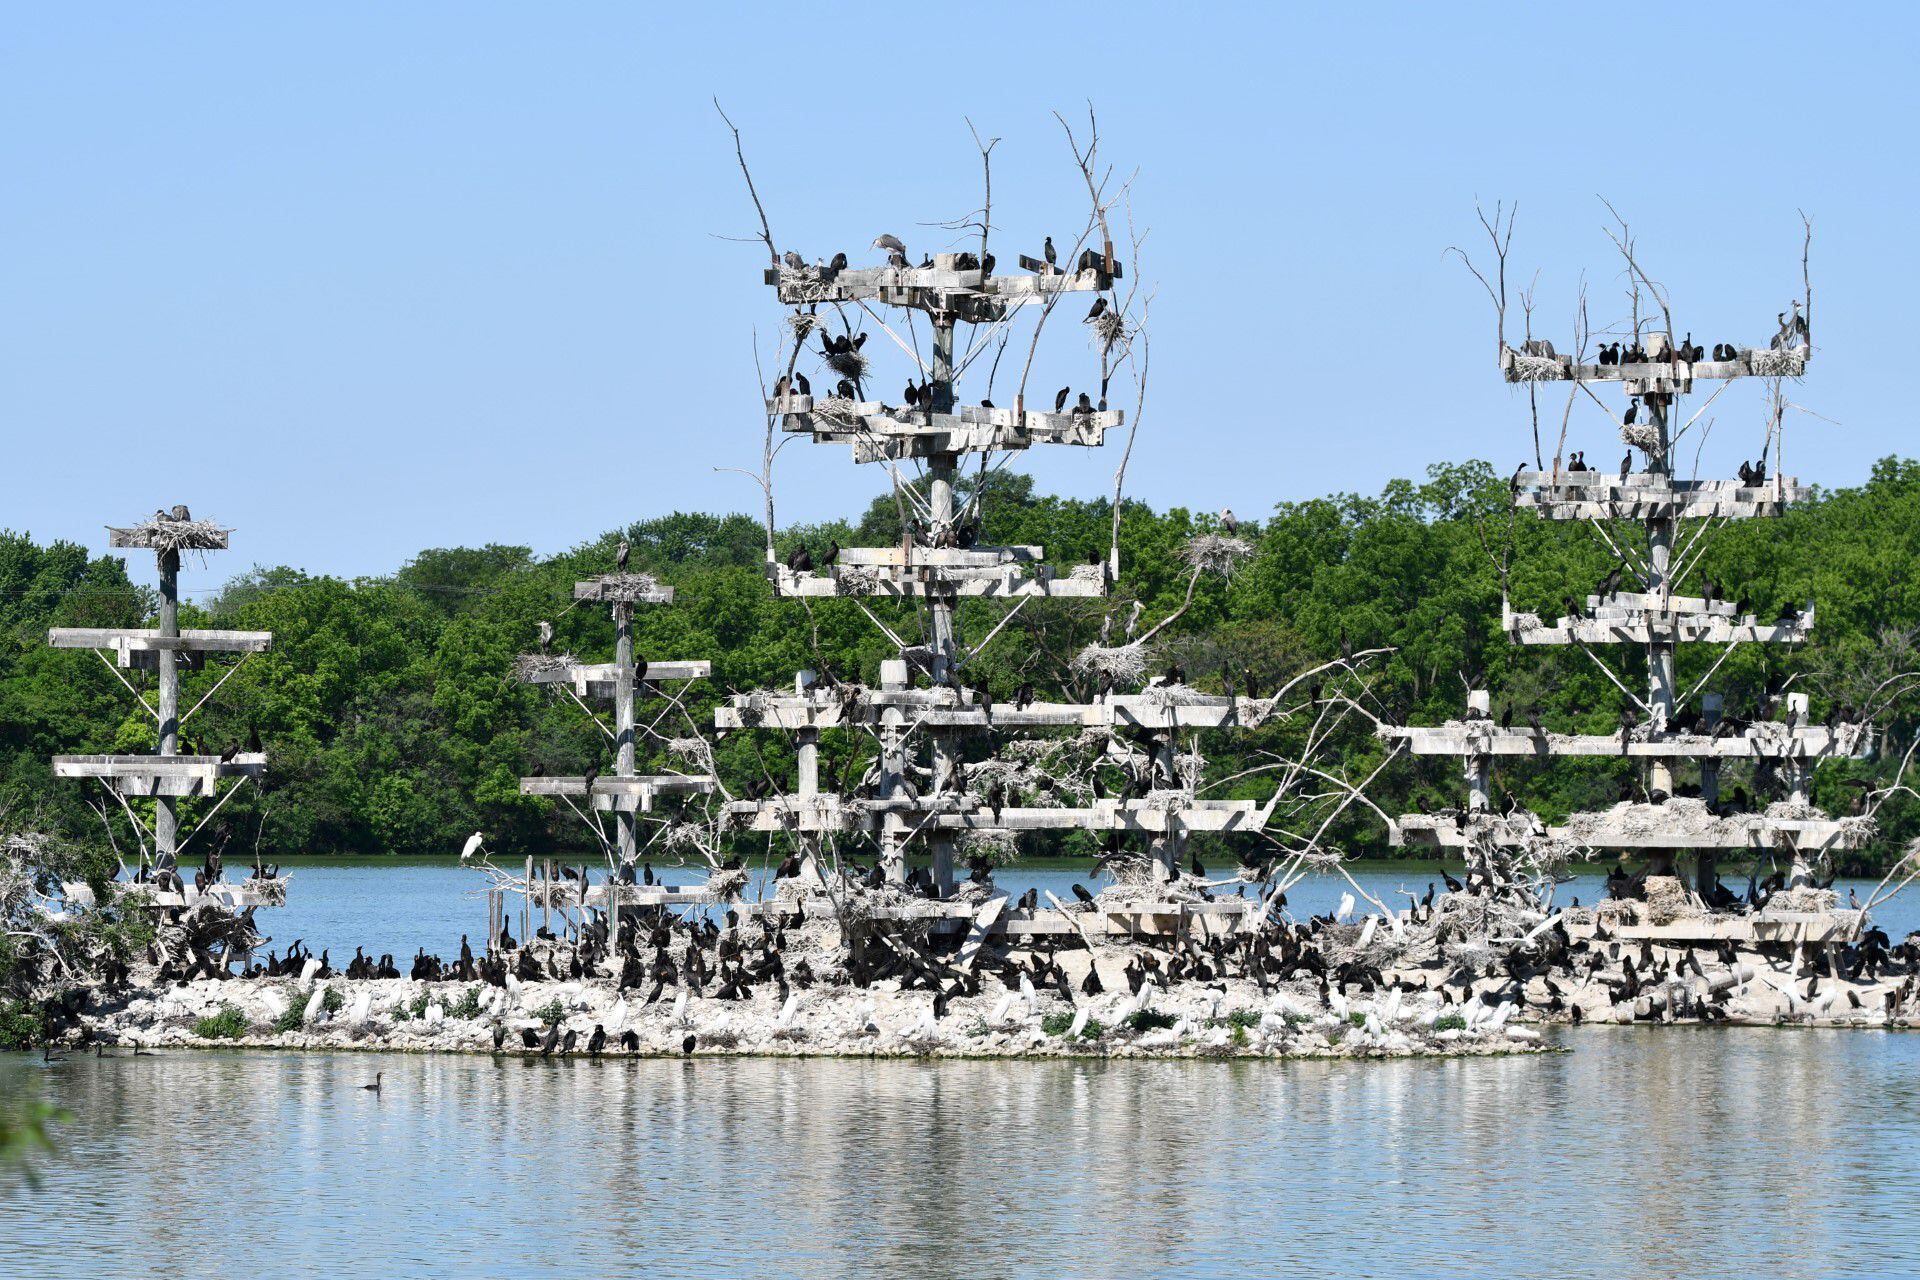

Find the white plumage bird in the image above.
[
  {"left": 1068, "top": 1007, "right": 1090, "bottom": 1039},
  {"left": 460, "top": 831, "right": 485, "bottom": 863},
  {"left": 1335, "top": 892, "right": 1356, "bottom": 923},
  {"left": 990, "top": 991, "right": 1014, "bottom": 1025},
  {"left": 672, "top": 990, "right": 690, "bottom": 1026},
  {"left": 775, "top": 992, "right": 800, "bottom": 1031}
]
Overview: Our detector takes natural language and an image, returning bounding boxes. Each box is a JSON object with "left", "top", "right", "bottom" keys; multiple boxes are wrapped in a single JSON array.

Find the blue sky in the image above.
[{"left": 2, "top": 4, "right": 1911, "bottom": 588}]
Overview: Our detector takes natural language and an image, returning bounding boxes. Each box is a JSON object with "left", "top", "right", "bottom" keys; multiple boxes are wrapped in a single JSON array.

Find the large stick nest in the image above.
[
  {"left": 1073, "top": 642, "right": 1149, "bottom": 685},
  {"left": 1180, "top": 534, "right": 1254, "bottom": 577},
  {"left": 1749, "top": 346, "right": 1808, "bottom": 377},
  {"left": 513, "top": 652, "right": 577, "bottom": 681},
  {"left": 590, "top": 572, "right": 669, "bottom": 603},
  {"left": 110, "top": 517, "right": 230, "bottom": 554},
  {"left": 1504, "top": 352, "right": 1568, "bottom": 382}
]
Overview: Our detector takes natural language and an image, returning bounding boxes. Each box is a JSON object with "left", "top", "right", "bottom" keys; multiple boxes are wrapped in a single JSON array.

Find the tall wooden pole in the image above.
[
  {"left": 1644, "top": 393, "right": 1679, "bottom": 877},
  {"left": 154, "top": 547, "right": 181, "bottom": 870},
  {"left": 927, "top": 316, "right": 959, "bottom": 897},
  {"left": 611, "top": 600, "right": 637, "bottom": 955}
]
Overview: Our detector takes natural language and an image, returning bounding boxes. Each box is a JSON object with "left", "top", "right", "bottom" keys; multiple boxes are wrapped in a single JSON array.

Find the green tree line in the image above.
[{"left": 3, "top": 457, "right": 1917, "bottom": 869}]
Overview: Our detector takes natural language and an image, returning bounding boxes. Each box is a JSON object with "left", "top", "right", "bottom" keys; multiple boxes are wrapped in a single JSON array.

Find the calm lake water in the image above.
[
  {"left": 6, "top": 1030, "right": 1920, "bottom": 1279},
  {"left": 144, "top": 858, "right": 1920, "bottom": 963}
]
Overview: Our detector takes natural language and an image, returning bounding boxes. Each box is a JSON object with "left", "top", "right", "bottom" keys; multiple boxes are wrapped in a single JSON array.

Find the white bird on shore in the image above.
[
  {"left": 299, "top": 957, "right": 321, "bottom": 990},
  {"left": 460, "top": 831, "right": 485, "bottom": 863},
  {"left": 1328, "top": 987, "right": 1350, "bottom": 1020},
  {"left": 1335, "top": 892, "right": 1356, "bottom": 923},
  {"left": 775, "top": 992, "right": 800, "bottom": 1031},
  {"left": 671, "top": 990, "right": 690, "bottom": 1026},
  {"left": 608, "top": 998, "right": 629, "bottom": 1033},
  {"left": 303, "top": 984, "right": 326, "bottom": 1024},
  {"left": 1068, "top": 1007, "right": 1090, "bottom": 1039},
  {"left": 1018, "top": 974, "right": 1038, "bottom": 1018},
  {"left": 990, "top": 992, "right": 1013, "bottom": 1024}
]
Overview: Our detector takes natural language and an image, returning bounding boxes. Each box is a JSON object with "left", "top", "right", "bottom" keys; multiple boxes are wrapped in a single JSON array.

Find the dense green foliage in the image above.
[{"left": 4, "top": 458, "right": 1918, "bottom": 869}]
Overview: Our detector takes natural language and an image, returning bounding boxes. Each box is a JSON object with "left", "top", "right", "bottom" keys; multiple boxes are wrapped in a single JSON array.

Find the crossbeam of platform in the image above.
[
  {"left": 769, "top": 397, "right": 1122, "bottom": 461},
  {"left": 53, "top": 753, "right": 266, "bottom": 797},
  {"left": 1390, "top": 810, "right": 1867, "bottom": 852},
  {"left": 1500, "top": 344, "right": 1808, "bottom": 388},
  {"left": 47, "top": 628, "right": 273, "bottom": 670},
  {"left": 770, "top": 562, "right": 1109, "bottom": 599},
  {"left": 1383, "top": 723, "right": 1868, "bottom": 760},
  {"left": 721, "top": 796, "right": 1260, "bottom": 835},
  {"left": 717, "top": 691, "right": 1259, "bottom": 732},
  {"left": 1515, "top": 473, "right": 1807, "bottom": 520}
]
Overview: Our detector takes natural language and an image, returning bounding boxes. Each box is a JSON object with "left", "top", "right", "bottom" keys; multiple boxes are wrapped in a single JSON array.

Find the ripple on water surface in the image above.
[{"left": 5, "top": 1029, "right": 1920, "bottom": 1279}]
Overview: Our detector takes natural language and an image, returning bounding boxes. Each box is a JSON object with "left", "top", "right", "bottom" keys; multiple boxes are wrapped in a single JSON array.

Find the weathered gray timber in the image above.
[{"left": 49, "top": 512, "right": 274, "bottom": 881}]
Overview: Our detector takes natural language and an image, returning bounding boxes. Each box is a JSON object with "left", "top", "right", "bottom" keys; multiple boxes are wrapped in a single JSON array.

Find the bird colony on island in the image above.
[{"left": 27, "top": 125, "right": 1920, "bottom": 1061}]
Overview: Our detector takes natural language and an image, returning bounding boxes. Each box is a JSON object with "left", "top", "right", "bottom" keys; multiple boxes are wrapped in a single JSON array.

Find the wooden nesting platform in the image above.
[
  {"left": 1499, "top": 344, "right": 1808, "bottom": 390},
  {"left": 53, "top": 753, "right": 266, "bottom": 797},
  {"left": 519, "top": 774, "right": 715, "bottom": 812},
  {"left": 573, "top": 576, "right": 674, "bottom": 605},
  {"left": 720, "top": 795, "right": 1260, "bottom": 835},
  {"left": 107, "top": 525, "right": 231, "bottom": 551},
  {"left": 1390, "top": 809, "right": 1868, "bottom": 852},
  {"left": 768, "top": 396, "right": 1121, "bottom": 460},
  {"left": 717, "top": 688, "right": 1263, "bottom": 732},
  {"left": 47, "top": 627, "right": 273, "bottom": 669},
  {"left": 517, "top": 659, "right": 711, "bottom": 698},
  {"left": 1515, "top": 473, "right": 1807, "bottom": 520},
  {"left": 1562, "top": 909, "right": 1863, "bottom": 947},
  {"left": 1503, "top": 597, "right": 1814, "bottom": 646},
  {"left": 767, "top": 252, "right": 1118, "bottom": 322},
  {"left": 1383, "top": 721, "right": 1869, "bottom": 761},
  {"left": 769, "top": 545, "right": 1109, "bottom": 599}
]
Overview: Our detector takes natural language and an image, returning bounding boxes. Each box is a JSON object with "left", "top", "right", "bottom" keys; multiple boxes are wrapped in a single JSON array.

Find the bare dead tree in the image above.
[{"left": 1446, "top": 198, "right": 1515, "bottom": 353}]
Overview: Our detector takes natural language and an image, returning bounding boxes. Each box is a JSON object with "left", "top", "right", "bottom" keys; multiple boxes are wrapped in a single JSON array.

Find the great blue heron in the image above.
[
  {"left": 1219, "top": 508, "right": 1238, "bottom": 536},
  {"left": 871, "top": 233, "right": 906, "bottom": 255},
  {"left": 616, "top": 538, "right": 630, "bottom": 572},
  {"left": 781, "top": 250, "right": 805, "bottom": 271}
]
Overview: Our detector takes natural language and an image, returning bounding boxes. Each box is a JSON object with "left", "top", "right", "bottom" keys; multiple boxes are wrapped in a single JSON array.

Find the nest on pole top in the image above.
[{"left": 108, "top": 515, "right": 231, "bottom": 555}]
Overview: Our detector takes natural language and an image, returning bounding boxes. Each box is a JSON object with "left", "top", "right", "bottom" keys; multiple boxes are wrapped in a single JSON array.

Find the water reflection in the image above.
[{"left": 5, "top": 1030, "right": 1919, "bottom": 1279}]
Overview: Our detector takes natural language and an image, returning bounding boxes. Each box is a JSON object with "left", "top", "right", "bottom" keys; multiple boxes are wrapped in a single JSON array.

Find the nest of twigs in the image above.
[
  {"left": 777, "top": 264, "right": 835, "bottom": 302},
  {"left": 591, "top": 572, "right": 668, "bottom": 603},
  {"left": 241, "top": 876, "right": 288, "bottom": 906},
  {"left": 1092, "top": 308, "right": 1126, "bottom": 350},
  {"left": 1504, "top": 352, "right": 1567, "bottom": 382},
  {"left": 110, "top": 517, "right": 230, "bottom": 554},
  {"left": 958, "top": 829, "right": 1020, "bottom": 866},
  {"left": 1180, "top": 534, "right": 1253, "bottom": 577},
  {"left": 831, "top": 565, "right": 884, "bottom": 595},
  {"left": 1619, "top": 421, "right": 1663, "bottom": 457},
  {"left": 513, "top": 652, "right": 576, "bottom": 681},
  {"left": 1073, "top": 643, "right": 1149, "bottom": 685},
  {"left": 825, "top": 349, "right": 869, "bottom": 384},
  {"left": 1749, "top": 346, "right": 1808, "bottom": 378},
  {"left": 787, "top": 311, "right": 822, "bottom": 342}
]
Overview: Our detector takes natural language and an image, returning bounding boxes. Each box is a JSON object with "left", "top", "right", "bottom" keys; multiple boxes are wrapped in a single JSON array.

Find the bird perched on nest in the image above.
[
  {"left": 1084, "top": 296, "right": 1108, "bottom": 322},
  {"left": 616, "top": 538, "right": 630, "bottom": 572},
  {"left": 872, "top": 233, "right": 907, "bottom": 267},
  {"left": 537, "top": 620, "right": 553, "bottom": 652},
  {"left": 781, "top": 250, "right": 805, "bottom": 272},
  {"left": 1219, "top": 508, "right": 1238, "bottom": 536}
]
